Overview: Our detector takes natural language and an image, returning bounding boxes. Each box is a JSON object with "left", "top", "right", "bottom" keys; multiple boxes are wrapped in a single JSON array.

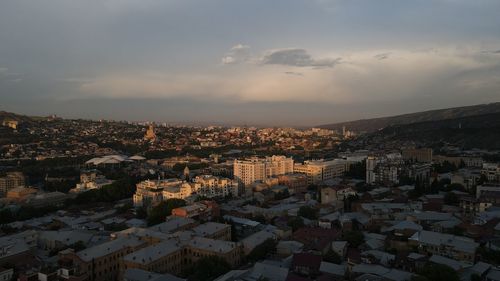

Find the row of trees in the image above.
[{"left": 146, "top": 199, "right": 187, "bottom": 226}]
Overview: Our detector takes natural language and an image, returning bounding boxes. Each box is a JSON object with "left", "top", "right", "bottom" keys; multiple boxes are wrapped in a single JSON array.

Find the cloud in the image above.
[
  {"left": 221, "top": 44, "right": 251, "bottom": 64},
  {"left": 221, "top": 46, "right": 341, "bottom": 68},
  {"left": 260, "top": 48, "right": 341, "bottom": 68},
  {"left": 284, "top": 71, "right": 304, "bottom": 76},
  {"left": 374, "top": 52, "right": 391, "bottom": 60},
  {"left": 0, "top": 66, "right": 23, "bottom": 82}
]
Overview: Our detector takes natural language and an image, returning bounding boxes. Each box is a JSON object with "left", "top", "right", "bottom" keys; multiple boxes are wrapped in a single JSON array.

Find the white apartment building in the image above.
[
  {"left": 133, "top": 179, "right": 190, "bottom": 209},
  {"left": 233, "top": 155, "right": 293, "bottom": 187},
  {"left": 69, "top": 170, "right": 114, "bottom": 194},
  {"left": 482, "top": 163, "right": 500, "bottom": 182},
  {"left": 366, "top": 156, "right": 400, "bottom": 185},
  {"left": 294, "top": 159, "right": 348, "bottom": 185},
  {"left": 192, "top": 175, "right": 239, "bottom": 197}
]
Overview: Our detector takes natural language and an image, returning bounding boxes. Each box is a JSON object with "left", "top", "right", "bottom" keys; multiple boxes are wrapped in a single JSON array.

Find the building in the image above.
[
  {"left": 482, "top": 163, "right": 500, "bottom": 182},
  {"left": 233, "top": 156, "right": 294, "bottom": 187},
  {"left": 294, "top": 159, "right": 348, "bottom": 185},
  {"left": 277, "top": 173, "right": 308, "bottom": 194},
  {"left": 0, "top": 172, "right": 25, "bottom": 197},
  {"left": 122, "top": 235, "right": 242, "bottom": 276},
  {"left": 144, "top": 124, "right": 156, "bottom": 141},
  {"left": 171, "top": 201, "right": 220, "bottom": 220},
  {"left": 133, "top": 179, "right": 192, "bottom": 209},
  {"left": 192, "top": 175, "right": 239, "bottom": 197},
  {"left": 366, "top": 156, "right": 400, "bottom": 185},
  {"left": 434, "top": 155, "right": 483, "bottom": 168},
  {"left": 59, "top": 237, "right": 147, "bottom": 281},
  {"left": 5, "top": 187, "right": 37, "bottom": 202},
  {"left": 70, "top": 170, "right": 114, "bottom": 194},
  {"left": 408, "top": 230, "right": 478, "bottom": 263},
  {"left": 191, "top": 222, "right": 231, "bottom": 240},
  {"left": 402, "top": 148, "right": 433, "bottom": 163},
  {"left": 2, "top": 120, "right": 18, "bottom": 129},
  {"left": 320, "top": 186, "right": 356, "bottom": 204}
]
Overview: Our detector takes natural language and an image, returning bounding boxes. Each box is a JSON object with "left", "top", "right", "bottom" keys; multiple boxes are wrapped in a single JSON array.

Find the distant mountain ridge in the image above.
[
  {"left": 318, "top": 102, "right": 500, "bottom": 132},
  {"left": 0, "top": 111, "right": 50, "bottom": 124},
  {"left": 353, "top": 112, "right": 500, "bottom": 150}
]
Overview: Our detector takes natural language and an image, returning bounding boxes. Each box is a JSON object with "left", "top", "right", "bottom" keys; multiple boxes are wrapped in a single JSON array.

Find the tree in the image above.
[
  {"left": 288, "top": 216, "right": 305, "bottom": 232},
  {"left": 323, "top": 248, "right": 342, "bottom": 264},
  {"left": 417, "top": 263, "right": 459, "bottom": 281},
  {"left": 444, "top": 192, "right": 459, "bottom": 206},
  {"left": 343, "top": 230, "right": 364, "bottom": 248},
  {"left": 345, "top": 160, "right": 366, "bottom": 180},
  {"left": 298, "top": 206, "right": 318, "bottom": 220},
  {"left": 186, "top": 256, "right": 231, "bottom": 281},
  {"left": 470, "top": 273, "right": 481, "bottom": 281},
  {"left": 410, "top": 275, "right": 429, "bottom": 281},
  {"left": 247, "top": 238, "right": 277, "bottom": 262},
  {"left": 147, "top": 199, "right": 186, "bottom": 226}
]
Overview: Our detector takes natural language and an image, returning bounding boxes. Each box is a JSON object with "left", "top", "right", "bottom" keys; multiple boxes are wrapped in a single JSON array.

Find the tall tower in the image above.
[
  {"left": 144, "top": 124, "right": 156, "bottom": 141},
  {"left": 183, "top": 166, "right": 190, "bottom": 181}
]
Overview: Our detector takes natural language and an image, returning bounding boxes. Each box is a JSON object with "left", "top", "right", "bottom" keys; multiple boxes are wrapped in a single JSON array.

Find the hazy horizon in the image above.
[{"left": 2, "top": 0, "right": 500, "bottom": 126}]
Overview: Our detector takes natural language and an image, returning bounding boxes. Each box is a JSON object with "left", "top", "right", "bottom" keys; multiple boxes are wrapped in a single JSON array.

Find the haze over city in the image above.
[
  {"left": 1, "top": 0, "right": 500, "bottom": 126},
  {"left": 3, "top": 1, "right": 500, "bottom": 281}
]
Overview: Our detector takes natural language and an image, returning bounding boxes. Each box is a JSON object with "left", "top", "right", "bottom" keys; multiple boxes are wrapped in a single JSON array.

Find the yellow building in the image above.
[{"left": 294, "top": 159, "right": 348, "bottom": 185}]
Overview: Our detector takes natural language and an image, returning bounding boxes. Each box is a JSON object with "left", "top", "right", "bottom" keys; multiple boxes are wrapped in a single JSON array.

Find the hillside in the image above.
[
  {"left": 318, "top": 102, "right": 500, "bottom": 133},
  {"left": 351, "top": 112, "right": 500, "bottom": 150},
  {"left": 0, "top": 111, "right": 37, "bottom": 123}
]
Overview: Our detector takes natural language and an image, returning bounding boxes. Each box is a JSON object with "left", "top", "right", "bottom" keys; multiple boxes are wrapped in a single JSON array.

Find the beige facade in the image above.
[
  {"left": 192, "top": 175, "right": 239, "bottom": 197},
  {"left": 233, "top": 156, "right": 293, "bottom": 187},
  {"left": 402, "top": 148, "right": 433, "bottom": 163},
  {"left": 294, "top": 159, "right": 347, "bottom": 185},
  {"left": 133, "top": 179, "right": 192, "bottom": 209},
  {"left": 60, "top": 238, "right": 147, "bottom": 281},
  {"left": 0, "top": 172, "right": 25, "bottom": 197},
  {"left": 122, "top": 236, "right": 242, "bottom": 277}
]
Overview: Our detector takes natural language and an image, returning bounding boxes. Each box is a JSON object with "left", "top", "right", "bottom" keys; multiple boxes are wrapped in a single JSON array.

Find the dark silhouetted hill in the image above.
[{"left": 318, "top": 102, "right": 500, "bottom": 132}]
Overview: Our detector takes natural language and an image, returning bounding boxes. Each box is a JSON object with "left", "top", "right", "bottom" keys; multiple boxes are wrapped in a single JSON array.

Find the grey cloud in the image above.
[
  {"left": 261, "top": 48, "right": 340, "bottom": 68},
  {"left": 221, "top": 44, "right": 251, "bottom": 64},
  {"left": 0, "top": 67, "right": 23, "bottom": 82},
  {"left": 374, "top": 52, "right": 391, "bottom": 60},
  {"left": 284, "top": 71, "right": 304, "bottom": 76},
  {"left": 480, "top": 49, "right": 500, "bottom": 54}
]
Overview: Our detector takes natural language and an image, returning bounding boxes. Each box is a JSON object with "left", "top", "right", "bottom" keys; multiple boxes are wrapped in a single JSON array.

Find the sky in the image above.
[{"left": 1, "top": 0, "right": 500, "bottom": 127}]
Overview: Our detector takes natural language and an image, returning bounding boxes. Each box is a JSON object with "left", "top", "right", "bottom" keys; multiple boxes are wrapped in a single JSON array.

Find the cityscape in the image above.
[{"left": 2, "top": 1, "right": 500, "bottom": 281}]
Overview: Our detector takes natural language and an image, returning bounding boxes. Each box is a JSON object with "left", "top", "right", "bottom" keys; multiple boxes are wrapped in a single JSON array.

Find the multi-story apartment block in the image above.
[
  {"left": 122, "top": 235, "right": 242, "bottom": 276},
  {"left": 192, "top": 175, "right": 239, "bottom": 197},
  {"left": 0, "top": 172, "right": 25, "bottom": 197},
  {"left": 402, "top": 148, "right": 433, "bottom": 163},
  {"left": 133, "top": 179, "right": 192, "bottom": 209},
  {"left": 482, "top": 163, "right": 500, "bottom": 182},
  {"left": 366, "top": 156, "right": 400, "bottom": 185},
  {"left": 233, "top": 156, "right": 293, "bottom": 187},
  {"left": 294, "top": 159, "right": 348, "bottom": 185},
  {"left": 59, "top": 237, "right": 147, "bottom": 281}
]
